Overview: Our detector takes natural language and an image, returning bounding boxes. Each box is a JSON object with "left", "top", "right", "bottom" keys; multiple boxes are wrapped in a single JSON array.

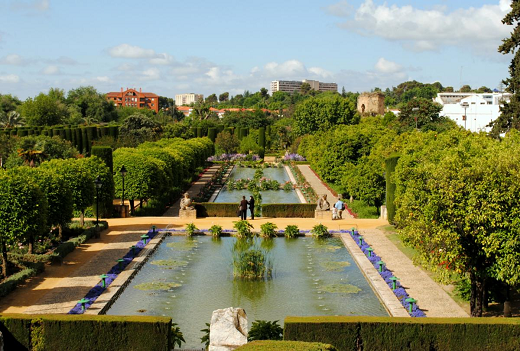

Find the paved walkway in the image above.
[
  {"left": 163, "top": 165, "right": 222, "bottom": 217},
  {"left": 297, "top": 165, "right": 353, "bottom": 218},
  {"left": 359, "top": 228, "right": 468, "bottom": 317}
]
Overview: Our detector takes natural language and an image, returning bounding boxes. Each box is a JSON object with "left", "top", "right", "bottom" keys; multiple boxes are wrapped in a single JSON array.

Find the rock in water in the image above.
[{"left": 209, "top": 307, "right": 248, "bottom": 351}]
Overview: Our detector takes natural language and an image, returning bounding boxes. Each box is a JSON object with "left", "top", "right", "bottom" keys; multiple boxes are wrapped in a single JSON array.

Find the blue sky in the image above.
[{"left": 0, "top": 0, "right": 514, "bottom": 99}]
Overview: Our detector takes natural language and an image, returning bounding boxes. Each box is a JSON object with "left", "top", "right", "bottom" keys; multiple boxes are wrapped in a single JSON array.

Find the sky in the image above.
[{"left": 0, "top": 0, "right": 514, "bottom": 100}]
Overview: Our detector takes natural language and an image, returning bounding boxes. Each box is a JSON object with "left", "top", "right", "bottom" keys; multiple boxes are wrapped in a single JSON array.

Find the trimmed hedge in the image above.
[
  {"left": 53, "top": 221, "right": 108, "bottom": 261},
  {"left": 284, "top": 316, "right": 520, "bottom": 351},
  {"left": 385, "top": 154, "right": 400, "bottom": 223},
  {"left": 0, "top": 314, "right": 172, "bottom": 350},
  {"left": 237, "top": 340, "right": 337, "bottom": 350},
  {"left": 0, "top": 263, "right": 45, "bottom": 299},
  {"left": 195, "top": 203, "right": 239, "bottom": 217},
  {"left": 261, "top": 204, "right": 316, "bottom": 218}
]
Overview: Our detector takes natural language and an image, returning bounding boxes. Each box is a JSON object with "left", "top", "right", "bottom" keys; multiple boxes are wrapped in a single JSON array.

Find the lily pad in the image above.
[
  {"left": 134, "top": 282, "right": 182, "bottom": 291},
  {"left": 151, "top": 260, "right": 188, "bottom": 268},
  {"left": 320, "top": 284, "right": 361, "bottom": 294},
  {"left": 320, "top": 261, "right": 351, "bottom": 271},
  {"left": 312, "top": 244, "right": 342, "bottom": 252},
  {"left": 167, "top": 241, "right": 198, "bottom": 250}
]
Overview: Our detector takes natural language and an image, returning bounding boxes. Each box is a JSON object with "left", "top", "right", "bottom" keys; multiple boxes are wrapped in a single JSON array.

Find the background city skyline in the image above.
[{"left": 0, "top": 0, "right": 513, "bottom": 99}]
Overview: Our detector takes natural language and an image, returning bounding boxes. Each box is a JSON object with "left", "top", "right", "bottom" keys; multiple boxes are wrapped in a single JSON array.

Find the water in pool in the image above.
[{"left": 107, "top": 235, "right": 388, "bottom": 348}]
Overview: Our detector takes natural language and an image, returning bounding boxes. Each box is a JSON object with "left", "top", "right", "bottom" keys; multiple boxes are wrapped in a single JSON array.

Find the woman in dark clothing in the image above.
[
  {"left": 249, "top": 195, "right": 255, "bottom": 220},
  {"left": 240, "top": 196, "right": 248, "bottom": 220}
]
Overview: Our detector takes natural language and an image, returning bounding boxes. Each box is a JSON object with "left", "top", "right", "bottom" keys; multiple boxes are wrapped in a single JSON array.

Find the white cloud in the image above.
[
  {"left": 41, "top": 65, "right": 60, "bottom": 75},
  {"left": 264, "top": 60, "right": 307, "bottom": 77},
  {"left": 116, "top": 63, "right": 135, "bottom": 71},
  {"left": 0, "top": 54, "right": 28, "bottom": 65},
  {"left": 108, "top": 44, "right": 156, "bottom": 59},
  {"left": 149, "top": 53, "right": 175, "bottom": 65},
  {"left": 0, "top": 74, "right": 20, "bottom": 83},
  {"left": 375, "top": 58, "right": 403, "bottom": 74},
  {"left": 328, "top": 0, "right": 512, "bottom": 53},
  {"left": 141, "top": 68, "right": 160, "bottom": 80},
  {"left": 95, "top": 76, "right": 110, "bottom": 82},
  {"left": 54, "top": 56, "right": 79, "bottom": 65},
  {"left": 10, "top": 0, "right": 49, "bottom": 12}
]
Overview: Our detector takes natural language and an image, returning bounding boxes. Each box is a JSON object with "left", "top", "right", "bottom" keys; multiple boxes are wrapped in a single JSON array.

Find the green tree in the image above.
[
  {"left": 40, "top": 158, "right": 95, "bottom": 226},
  {"left": 460, "top": 85, "right": 472, "bottom": 92},
  {"left": 118, "top": 114, "right": 162, "bottom": 147},
  {"left": 0, "top": 94, "right": 22, "bottom": 115},
  {"left": 489, "top": 1, "right": 520, "bottom": 137},
  {"left": 206, "top": 94, "right": 218, "bottom": 104},
  {"left": 0, "top": 111, "right": 24, "bottom": 128},
  {"left": 293, "top": 95, "right": 359, "bottom": 136},
  {"left": 215, "top": 130, "right": 239, "bottom": 154},
  {"left": 67, "top": 86, "right": 118, "bottom": 123},
  {"left": 219, "top": 92, "right": 229, "bottom": 102},
  {"left": 163, "top": 123, "right": 194, "bottom": 139},
  {"left": 396, "top": 98, "right": 454, "bottom": 133},
  {"left": 0, "top": 170, "right": 48, "bottom": 271},
  {"left": 14, "top": 167, "right": 73, "bottom": 241},
  {"left": 19, "top": 91, "right": 70, "bottom": 126},
  {"left": 5, "top": 135, "right": 78, "bottom": 169},
  {"left": 300, "top": 82, "right": 312, "bottom": 95},
  {"left": 394, "top": 130, "right": 520, "bottom": 316}
]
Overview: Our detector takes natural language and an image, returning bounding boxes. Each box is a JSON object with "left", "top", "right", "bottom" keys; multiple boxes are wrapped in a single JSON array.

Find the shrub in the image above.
[
  {"left": 200, "top": 322, "right": 210, "bottom": 349},
  {"left": 311, "top": 224, "right": 330, "bottom": 238},
  {"left": 171, "top": 322, "right": 185, "bottom": 350},
  {"left": 233, "top": 220, "right": 255, "bottom": 238},
  {"left": 195, "top": 203, "right": 238, "bottom": 217},
  {"left": 261, "top": 204, "right": 315, "bottom": 218},
  {"left": 232, "top": 248, "right": 272, "bottom": 280},
  {"left": 209, "top": 224, "right": 223, "bottom": 238},
  {"left": 248, "top": 320, "right": 283, "bottom": 342},
  {"left": 284, "top": 225, "right": 299, "bottom": 239},
  {"left": 260, "top": 222, "right": 278, "bottom": 239},
  {"left": 185, "top": 223, "right": 198, "bottom": 237}
]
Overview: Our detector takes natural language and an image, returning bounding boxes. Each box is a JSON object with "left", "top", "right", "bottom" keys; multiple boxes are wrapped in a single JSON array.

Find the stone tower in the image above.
[{"left": 357, "top": 92, "right": 385, "bottom": 116}]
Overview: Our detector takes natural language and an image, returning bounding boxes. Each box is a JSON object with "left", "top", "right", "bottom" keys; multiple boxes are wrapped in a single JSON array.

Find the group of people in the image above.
[
  {"left": 239, "top": 195, "right": 255, "bottom": 220},
  {"left": 316, "top": 194, "right": 346, "bottom": 220}
]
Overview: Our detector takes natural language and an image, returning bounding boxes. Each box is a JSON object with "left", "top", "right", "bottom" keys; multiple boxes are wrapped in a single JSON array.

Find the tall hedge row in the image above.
[
  {"left": 385, "top": 154, "right": 400, "bottom": 223},
  {"left": 284, "top": 316, "right": 520, "bottom": 351},
  {"left": 0, "top": 314, "right": 172, "bottom": 350},
  {"left": 113, "top": 137, "right": 214, "bottom": 213}
]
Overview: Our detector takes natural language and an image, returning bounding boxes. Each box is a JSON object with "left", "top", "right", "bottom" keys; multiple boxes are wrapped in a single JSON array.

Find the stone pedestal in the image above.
[
  {"left": 315, "top": 210, "right": 330, "bottom": 219},
  {"left": 209, "top": 307, "right": 248, "bottom": 351},
  {"left": 179, "top": 208, "right": 196, "bottom": 219}
]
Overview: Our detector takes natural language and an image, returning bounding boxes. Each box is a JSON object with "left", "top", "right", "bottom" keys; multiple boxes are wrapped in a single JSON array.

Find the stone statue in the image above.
[
  {"left": 180, "top": 192, "right": 194, "bottom": 210},
  {"left": 316, "top": 194, "right": 330, "bottom": 211}
]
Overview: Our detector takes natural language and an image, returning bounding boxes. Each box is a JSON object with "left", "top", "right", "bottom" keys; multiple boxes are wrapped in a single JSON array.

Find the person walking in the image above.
[
  {"left": 334, "top": 196, "right": 345, "bottom": 219},
  {"left": 249, "top": 195, "right": 255, "bottom": 220},
  {"left": 240, "top": 196, "right": 248, "bottom": 220}
]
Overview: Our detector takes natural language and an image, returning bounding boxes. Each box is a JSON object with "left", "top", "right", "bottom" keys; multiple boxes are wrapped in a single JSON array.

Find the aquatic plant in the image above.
[
  {"left": 311, "top": 224, "right": 331, "bottom": 238},
  {"left": 284, "top": 225, "right": 299, "bottom": 238},
  {"left": 320, "top": 283, "right": 361, "bottom": 294},
  {"left": 209, "top": 224, "right": 223, "bottom": 237},
  {"left": 233, "top": 220, "right": 255, "bottom": 238},
  {"left": 232, "top": 248, "right": 272, "bottom": 280},
  {"left": 319, "top": 261, "right": 351, "bottom": 272},
  {"left": 260, "top": 222, "right": 278, "bottom": 238},
  {"left": 134, "top": 281, "right": 181, "bottom": 291},
  {"left": 200, "top": 323, "right": 210, "bottom": 349},
  {"left": 185, "top": 222, "right": 198, "bottom": 236}
]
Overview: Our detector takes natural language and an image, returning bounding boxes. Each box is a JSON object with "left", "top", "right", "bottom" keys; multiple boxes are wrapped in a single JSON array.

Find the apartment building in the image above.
[
  {"left": 270, "top": 79, "right": 338, "bottom": 94},
  {"left": 106, "top": 88, "right": 159, "bottom": 113},
  {"left": 175, "top": 93, "right": 204, "bottom": 106}
]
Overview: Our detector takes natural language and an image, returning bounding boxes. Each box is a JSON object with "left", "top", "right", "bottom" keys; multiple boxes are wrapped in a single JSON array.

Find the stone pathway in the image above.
[
  {"left": 297, "top": 165, "right": 352, "bottom": 218},
  {"left": 359, "top": 228, "right": 468, "bottom": 317},
  {"left": 163, "top": 165, "right": 222, "bottom": 217}
]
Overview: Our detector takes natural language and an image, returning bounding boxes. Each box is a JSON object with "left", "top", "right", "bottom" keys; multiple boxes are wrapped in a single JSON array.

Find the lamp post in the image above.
[
  {"left": 412, "top": 107, "right": 419, "bottom": 130},
  {"left": 120, "top": 165, "right": 127, "bottom": 206},
  {"left": 94, "top": 176, "right": 102, "bottom": 235},
  {"left": 461, "top": 101, "right": 469, "bottom": 129}
]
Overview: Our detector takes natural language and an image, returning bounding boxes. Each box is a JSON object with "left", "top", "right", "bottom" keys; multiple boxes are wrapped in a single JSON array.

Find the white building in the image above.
[
  {"left": 270, "top": 79, "right": 337, "bottom": 94},
  {"left": 175, "top": 93, "right": 204, "bottom": 106},
  {"left": 434, "top": 92, "right": 511, "bottom": 132}
]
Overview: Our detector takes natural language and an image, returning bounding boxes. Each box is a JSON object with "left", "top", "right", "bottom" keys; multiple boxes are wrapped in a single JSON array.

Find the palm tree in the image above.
[{"left": 0, "top": 111, "right": 24, "bottom": 128}]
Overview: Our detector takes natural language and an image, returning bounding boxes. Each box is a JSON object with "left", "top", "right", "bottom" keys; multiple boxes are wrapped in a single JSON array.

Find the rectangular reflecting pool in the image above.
[{"left": 107, "top": 235, "right": 388, "bottom": 349}]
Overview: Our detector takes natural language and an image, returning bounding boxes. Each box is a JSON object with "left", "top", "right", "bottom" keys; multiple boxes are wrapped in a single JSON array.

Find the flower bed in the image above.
[
  {"left": 287, "top": 163, "right": 318, "bottom": 203},
  {"left": 283, "top": 153, "right": 306, "bottom": 161},
  {"left": 193, "top": 163, "right": 231, "bottom": 202},
  {"left": 340, "top": 229, "right": 426, "bottom": 317},
  {"left": 68, "top": 228, "right": 161, "bottom": 314}
]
